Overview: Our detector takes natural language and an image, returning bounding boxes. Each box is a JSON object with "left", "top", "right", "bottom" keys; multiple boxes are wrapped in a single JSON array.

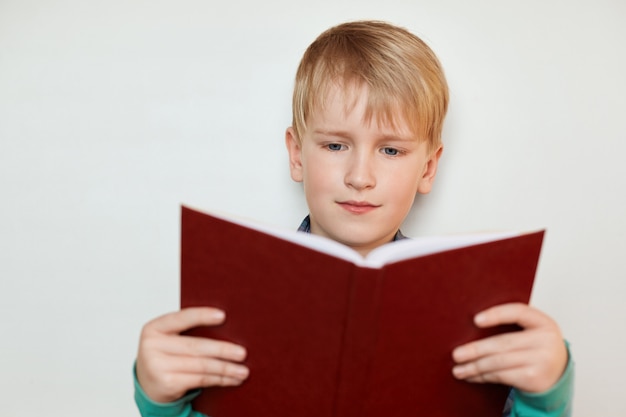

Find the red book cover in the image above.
[{"left": 180, "top": 206, "right": 544, "bottom": 417}]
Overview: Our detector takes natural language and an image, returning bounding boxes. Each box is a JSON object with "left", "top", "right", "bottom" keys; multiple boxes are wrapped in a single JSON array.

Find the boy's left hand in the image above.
[{"left": 452, "top": 302, "right": 568, "bottom": 393}]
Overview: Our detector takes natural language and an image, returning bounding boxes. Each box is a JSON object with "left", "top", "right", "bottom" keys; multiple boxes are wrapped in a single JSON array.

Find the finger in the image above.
[
  {"left": 176, "top": 371, "right": 248, "bottom": 389},
  {"left": 167, "top": 356, "right": 250, "bottom": 380},
  {"left": 462, "top": 366, "right": 526, "bottom": 387},
  {"left": 155, "top": 335, "right": 247, "bottom": 362},
  {"left": 146, "top": 307, "right": 226, "bottom": 335},
  {"left": 453, "top": 330, "right": 543, "bottom": 363},
  {"left": 462, "top": 364, "right": 558, "bottom": 393},
  {"left": 474, "top": 303, "right": 555, "bottom": 330},
  {"left": 452, "top": 350, "right": 530, "bottom": 380}
]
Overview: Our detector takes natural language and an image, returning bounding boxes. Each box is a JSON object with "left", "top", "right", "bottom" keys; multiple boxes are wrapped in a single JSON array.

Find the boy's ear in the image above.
[
  {"left": 285, "top": 127, "right": 304, "bottom": 183},
  {"left": 416, "top": 145, "right": 443, "bottom": 195}
]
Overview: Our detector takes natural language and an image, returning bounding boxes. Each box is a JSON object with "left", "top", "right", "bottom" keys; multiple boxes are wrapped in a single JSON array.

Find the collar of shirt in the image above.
[{"left": 297, "top": 215, "right": 407, "bottom": 241}]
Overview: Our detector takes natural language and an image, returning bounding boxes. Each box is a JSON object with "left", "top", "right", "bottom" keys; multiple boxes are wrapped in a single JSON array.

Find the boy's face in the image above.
[{"left": 286, "top": 84, "right": 441, "bottom": 256}]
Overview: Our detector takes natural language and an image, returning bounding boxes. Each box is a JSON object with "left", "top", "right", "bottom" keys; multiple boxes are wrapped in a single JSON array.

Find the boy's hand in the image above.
[
  {"left": 136, "top": 307, "right": 249, "bottom": 403},
  {"left": 452, "top": 302, "right": 568, "bottom": 393}
]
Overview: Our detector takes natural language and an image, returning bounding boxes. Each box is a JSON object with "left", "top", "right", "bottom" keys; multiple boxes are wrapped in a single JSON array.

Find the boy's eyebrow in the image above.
[
  {"left": 312, "top": 129, "right": 352, "bottom": 139},
  {"left": 313, "top": 129, "right": 416, "bottom": 142}
]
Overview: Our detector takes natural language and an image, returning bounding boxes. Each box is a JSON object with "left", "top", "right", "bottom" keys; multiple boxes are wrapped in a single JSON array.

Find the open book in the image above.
[{"left": 180, "top": 206, "right": 544, "bottom": 417}]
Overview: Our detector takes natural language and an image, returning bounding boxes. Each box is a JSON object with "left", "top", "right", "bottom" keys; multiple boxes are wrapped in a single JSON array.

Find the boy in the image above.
[{"left": 134, "top": 21, "right": 573, "bottom": 417}]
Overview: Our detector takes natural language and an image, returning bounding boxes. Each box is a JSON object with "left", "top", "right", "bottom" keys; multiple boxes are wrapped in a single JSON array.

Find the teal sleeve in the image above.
[
  {"left": 510, "top": 343, "right": 574, "bottom": 417},
  {"left": 133, "top": 365, "right": 208, "bottom": 417}
]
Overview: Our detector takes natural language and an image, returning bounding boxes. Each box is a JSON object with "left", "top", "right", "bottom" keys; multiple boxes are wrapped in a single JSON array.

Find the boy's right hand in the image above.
[{"left": 136, "top": 307, "right": 249, "bottom": 403}]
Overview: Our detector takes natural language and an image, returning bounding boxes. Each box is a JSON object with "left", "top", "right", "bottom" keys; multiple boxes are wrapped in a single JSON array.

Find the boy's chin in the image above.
[
  {"left": 332, "top": 231, "right": 396, "bottom": 256},
  {"left": 310, "top": 216, "right": 399, "bottom": 254}
]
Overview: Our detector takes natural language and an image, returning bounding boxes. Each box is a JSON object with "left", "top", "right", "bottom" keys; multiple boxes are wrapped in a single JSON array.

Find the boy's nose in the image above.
[{"left": 344, "top": 153, "right": 376, "bottom": 190}]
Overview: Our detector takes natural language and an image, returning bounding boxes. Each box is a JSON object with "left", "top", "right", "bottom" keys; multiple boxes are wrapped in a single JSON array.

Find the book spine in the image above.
[{"left": 333, "top": 267, "right": 384, "bottom": 417}]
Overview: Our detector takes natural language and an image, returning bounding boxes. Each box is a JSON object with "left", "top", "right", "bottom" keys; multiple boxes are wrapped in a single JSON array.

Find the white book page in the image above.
[
  {"left": 364, "top": 231, "right": 522, "bottom": 267},
  {"left": 199, "top": 208, "right": 529, "bottom": 268}
]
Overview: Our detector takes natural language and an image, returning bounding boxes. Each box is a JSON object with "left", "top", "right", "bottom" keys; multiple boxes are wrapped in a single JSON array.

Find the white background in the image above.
[{"left": 1, "top": 1, "right": 624, "bottom": 415}]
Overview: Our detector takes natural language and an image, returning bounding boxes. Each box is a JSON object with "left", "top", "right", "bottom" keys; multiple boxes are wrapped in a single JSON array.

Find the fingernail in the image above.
[
  {"left": 233, "top": 346, "right": 247, "bottom": 359},
  {"left": 474, "top": 313, "right": 486, "bottom": 325},
  {"left": 212, "top": 309, "right": 225, "bottom": 320},
  {"left": 234, "top": 365, "right": 249, "bottom": 378},
  {"left": 452, "top": 345, "right": 466, "bottom": 359},
  {"left": 452, "top": 365, "right": 466, "bottom": 378}
]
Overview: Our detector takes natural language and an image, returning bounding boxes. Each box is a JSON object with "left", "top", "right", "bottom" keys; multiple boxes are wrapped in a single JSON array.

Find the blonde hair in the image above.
[{"left": 292, "top": 21, "right": 448, "bottom": 152}]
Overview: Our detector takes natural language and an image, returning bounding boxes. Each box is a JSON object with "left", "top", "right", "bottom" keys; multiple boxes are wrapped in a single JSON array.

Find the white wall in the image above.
[{"left": 1, "top": 1, "right": 624, "bottom": 415}]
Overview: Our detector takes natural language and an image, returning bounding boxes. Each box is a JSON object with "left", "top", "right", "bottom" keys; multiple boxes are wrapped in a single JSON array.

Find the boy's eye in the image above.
[
  {"left": 382, "top": 147, "right": 399, "bottom": 156},
  {"left": 327, "top": 143, "right": 344, "bottom": 151}
]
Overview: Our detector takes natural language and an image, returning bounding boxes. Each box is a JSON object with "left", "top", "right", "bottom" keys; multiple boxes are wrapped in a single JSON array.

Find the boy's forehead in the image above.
[{"left": 309, "top": 83, "right": 416, "bottom": 139}]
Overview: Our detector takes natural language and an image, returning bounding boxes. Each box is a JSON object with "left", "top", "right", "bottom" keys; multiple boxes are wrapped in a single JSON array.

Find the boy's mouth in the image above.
[{"left": 337, "top": 200, "right": 380, "bottom": 214}]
